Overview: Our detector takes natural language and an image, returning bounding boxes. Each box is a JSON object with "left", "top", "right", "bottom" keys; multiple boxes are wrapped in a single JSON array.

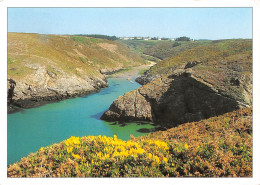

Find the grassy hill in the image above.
[
  {"left": 148, "top": 39, "right": 252, "bottom": 104},
  {"left": 7, "top": 33, "right": 146, "bottom": 112},
  {"left": 117, "top": 39, "right": 166, "bottom": 62},
  {"left": 8, "top": 33, "right": 145, "bottom": 81},
  {"left": 149, "top": 39, "right": 252, "bottom": 75},
  {"left": 102, "top": 39, "right": 252, "bottom": 126},
  {"left": 143, "top": 40, "right": 211, "bottom": 60},
  {"left": 118, "top": 39, "right": 211, "bottom": 61},
  {"left": 8, "top": 108, "right": 252, "bottom": 177}
]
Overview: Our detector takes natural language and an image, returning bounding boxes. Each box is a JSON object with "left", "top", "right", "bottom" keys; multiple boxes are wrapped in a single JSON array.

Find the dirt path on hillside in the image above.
[{"left": 108, "top": 61, "right": 156, "bottom": 79}]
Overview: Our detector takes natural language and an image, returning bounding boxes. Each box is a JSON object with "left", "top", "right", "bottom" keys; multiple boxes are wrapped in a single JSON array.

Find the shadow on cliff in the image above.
[{"left": 149, "top": 73, "right": 240, "bottom": 128}]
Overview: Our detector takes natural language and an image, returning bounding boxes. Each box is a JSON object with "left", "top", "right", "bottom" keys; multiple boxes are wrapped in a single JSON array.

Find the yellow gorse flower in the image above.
[
  {"left": 65, "top": 136, "right": 81, "bottom": 155},
  {"left": 72, "top": 153, "right": 81, "bottom": 160},
  {"left": 163, "top": 157, "right": 168, "bottom": 163},
  {"left": 149, "top": 140, "right": 169, "bottom": 150},
  {"left": 184, "top": 144, "right": 189, "bottom": 149},
  {"left": 153, "top": 155, "right": 160, "bottom": 164},
  {"left": 65, "top": 136, "right": 81, "bottom": 146},
  {"left": 67, "top": 147, "right": 73, "bottom": 153},
  {"left": 63, "top": 135, "right": 170, "bottom": 166}
]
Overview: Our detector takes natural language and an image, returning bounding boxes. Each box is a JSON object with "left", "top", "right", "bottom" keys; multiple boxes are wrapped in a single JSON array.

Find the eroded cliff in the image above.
[
  {"left": 101, "top": 39, "right": 252, "bottom": 127},
  {"left": 7, "top": 33, "right": 145, "bottom": 113}
]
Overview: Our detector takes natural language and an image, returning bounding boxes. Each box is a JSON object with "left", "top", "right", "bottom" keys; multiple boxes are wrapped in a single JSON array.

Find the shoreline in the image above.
[
  {"left": 108, "top": 61, "right": 156, "bottom": 79},
  {"left": 8, "top": 62, "right": 156, "bottom": 114}
]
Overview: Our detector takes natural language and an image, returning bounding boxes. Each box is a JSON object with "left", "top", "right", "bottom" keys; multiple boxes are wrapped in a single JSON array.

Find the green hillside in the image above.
[
  {"left": 8, "top": 33, "right": 145, "bottom": 81},
  {"left": 143, "top": 40, "right": 211, "bottom": 59},
  {"left": 149, "top": 39, "right": 252, "bottom": 85}
]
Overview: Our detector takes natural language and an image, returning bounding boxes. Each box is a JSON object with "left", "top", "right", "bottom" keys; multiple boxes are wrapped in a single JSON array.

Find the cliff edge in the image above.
[
  {"left": 101, "top": 39, "right": 252, "bottom": 127},
  {"left": 7, "top": 33, "right": 145, "bottom": 113}
]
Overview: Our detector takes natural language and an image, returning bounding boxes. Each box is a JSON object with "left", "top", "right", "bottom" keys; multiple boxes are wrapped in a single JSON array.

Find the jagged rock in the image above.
[
  {"left": 7, "top": 33, "right": 144, "bottom": 113},
  {"left": 7, "top": 62, "right": 109, "bottom": 113},
  {"left": 101, "top": 89, "right": 153, "bottom": 121},
  {"left": 102, "top": 72, "right": 251, "bottom": 126},
  {"left": 7, "top": 72, "right": 108, "bottom": 113},
  {"left": 102, "top": 40, "right": 252, "bottom": 126},
  {"left": 102, "top": 57, "right": 252, "bottom": 127}
]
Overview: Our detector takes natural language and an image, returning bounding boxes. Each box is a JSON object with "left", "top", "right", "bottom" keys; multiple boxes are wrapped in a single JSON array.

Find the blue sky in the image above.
[{"left": 8, "top": 8, "right": 252, "bottom": 40}]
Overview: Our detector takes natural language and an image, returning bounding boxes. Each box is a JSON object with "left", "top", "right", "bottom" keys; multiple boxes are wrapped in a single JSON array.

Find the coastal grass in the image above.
[
  {"left": 7, "top": 33, "right": 145, "bottom": 81},
  {"left": 135, "top": 107, "right": 252, "bottom": 177},
  {"left": 148, "top": 39, "right": 252, "bottom": 91},
  {"left": 8, "top": 108, "right": 252, "bottom": 177},
  {"left": 118, "top": 40, "right": 169, "bottom": 54},
  {"left": 142, "top": 40, "right": 211, "bottom": 60},
  {"left": 138, "top": 69, "right": 148, "bottom": 75}
]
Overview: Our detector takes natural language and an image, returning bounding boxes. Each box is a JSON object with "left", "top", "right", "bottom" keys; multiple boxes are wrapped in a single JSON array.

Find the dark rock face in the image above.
[
  {"left": 101, "top": 71, "right": 251, "bottom": 127},
  {"left": 7, "top": 76, "right": 108, "bottom": 113},
  {"left": 103, "top": 39, "right": 253, "bottom": 127}
]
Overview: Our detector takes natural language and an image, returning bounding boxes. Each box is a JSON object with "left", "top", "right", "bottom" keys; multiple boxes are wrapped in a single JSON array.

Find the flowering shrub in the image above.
[
  {"left": 8, "top": 135, "right": 173, "bottom": 177},
  {"left": 137, "top": 107, "right": 252, "bottom": 177},
  {"left": 7, "top": 108, "right": 252, "bottom": 177}
]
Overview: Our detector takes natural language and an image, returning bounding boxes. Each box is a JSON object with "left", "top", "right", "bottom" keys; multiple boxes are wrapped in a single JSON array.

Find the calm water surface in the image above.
[{"left": 7, "top": 77, "right": 158, "bottom": 165}]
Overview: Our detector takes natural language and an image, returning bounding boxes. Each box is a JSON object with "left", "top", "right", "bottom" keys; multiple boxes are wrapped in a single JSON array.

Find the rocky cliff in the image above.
[
  {"left": 7, "top": 33, "right": 145, "bottom": 113},
  {"left": 101, "top": 39, "right": 252, "bottom": 127}
]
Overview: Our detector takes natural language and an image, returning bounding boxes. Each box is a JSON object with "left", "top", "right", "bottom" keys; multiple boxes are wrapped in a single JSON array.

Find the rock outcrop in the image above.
[
  {"left": 7, "top": 33, "right": 144, "bottom": 113},
  {"left": 102, "top": 71, "right": 251, "bottom": 126},
  {"left": 102, "top": 39, "right": 252, "bottom": 127},
  {"left": 7, "top": 65, "right": 108, "bottom": 113}
]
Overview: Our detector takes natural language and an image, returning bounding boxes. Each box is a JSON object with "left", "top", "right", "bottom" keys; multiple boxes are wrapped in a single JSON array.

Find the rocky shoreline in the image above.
[
  {"left": 101, "top": 40, "right": 252, "bottom": 127},
  {"left": 7, "top": 76, "right": 108, "bottom": 114},
  {"left": 101, "top": 71, "right": 251, "bottom": 127},
  {"left": 7, "top": 63, "right": 154, "bottom": 114}
]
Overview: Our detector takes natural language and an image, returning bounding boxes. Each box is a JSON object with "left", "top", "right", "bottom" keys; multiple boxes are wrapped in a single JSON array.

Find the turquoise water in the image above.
[{"left": 7, "top": 77, "right": 157, "bottom": 165}]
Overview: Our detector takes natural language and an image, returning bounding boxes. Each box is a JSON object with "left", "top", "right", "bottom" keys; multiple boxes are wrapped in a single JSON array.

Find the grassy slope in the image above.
[
  {"left": 148, "top": 39, "right": 252, "bottom": 104},
  {"left": 117, "top": 40, "right": 167, "bottom": 62},
  {"left": 117, "top": 40, "right": 163, "bottom": 53},
  {"left": 150, "top": 39, "right": 252, "bottom": 75},
  {"left": 8, "top": 33, "right": 145, "bottom": 81},
  {"left": 8, "top": 108, "right": 252, "bottom": 177},
  {"left": 143, "top": 40, "right": 211, "bottom": 59},
  {"left": 135, "top": 107, "right": 252, "bottom": 177},
  {"left": 118, "top": 40, "right": 212, "bottom": 60}
]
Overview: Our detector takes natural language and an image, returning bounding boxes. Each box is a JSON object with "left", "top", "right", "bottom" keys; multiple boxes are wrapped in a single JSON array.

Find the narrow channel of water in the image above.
[{"left": 7, "top": 76, "right": 158, "bottom": 165}]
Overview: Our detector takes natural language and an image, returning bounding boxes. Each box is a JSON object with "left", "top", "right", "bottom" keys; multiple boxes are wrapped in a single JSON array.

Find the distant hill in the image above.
[
  {"left": 7, "top": 32, "right": 145, "bottom": 112},
  {"left": 118, "top": 39, "right": 211, "bottom": 61},
  {"left": 143, "top": 40, "right": 211, "bottom": 60},
  {"left": 74, "top": 34, "right": 118, "bottom": 41},
  {"left": 117, "top": 39, "right": 166, "bottom": 62}
]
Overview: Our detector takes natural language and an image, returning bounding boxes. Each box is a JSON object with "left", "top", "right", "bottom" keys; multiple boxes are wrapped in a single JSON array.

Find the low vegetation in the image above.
[
  {"left": 143, "top": 40, "right": 211, "bottom": 59},
  {"left": 119, "top": 39, "right": 211, "bottom": 61},
  {"left": 8, "top": 33, "right": 145, "bottom": 81},
  {"left": 149, "top": 39, "right": 252, "bottom": 75},
  {"left": 8, "top": 108, "right": 252, "bottom": 177},
  {"left": 74, "top": 34, "right": 118, "bottom": 41},
  {"left": 148, "top": 39, "right": 252, "bottom": 99},
  {"left": 136, "top": 107, "right": 252, "bottom": 177}
]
